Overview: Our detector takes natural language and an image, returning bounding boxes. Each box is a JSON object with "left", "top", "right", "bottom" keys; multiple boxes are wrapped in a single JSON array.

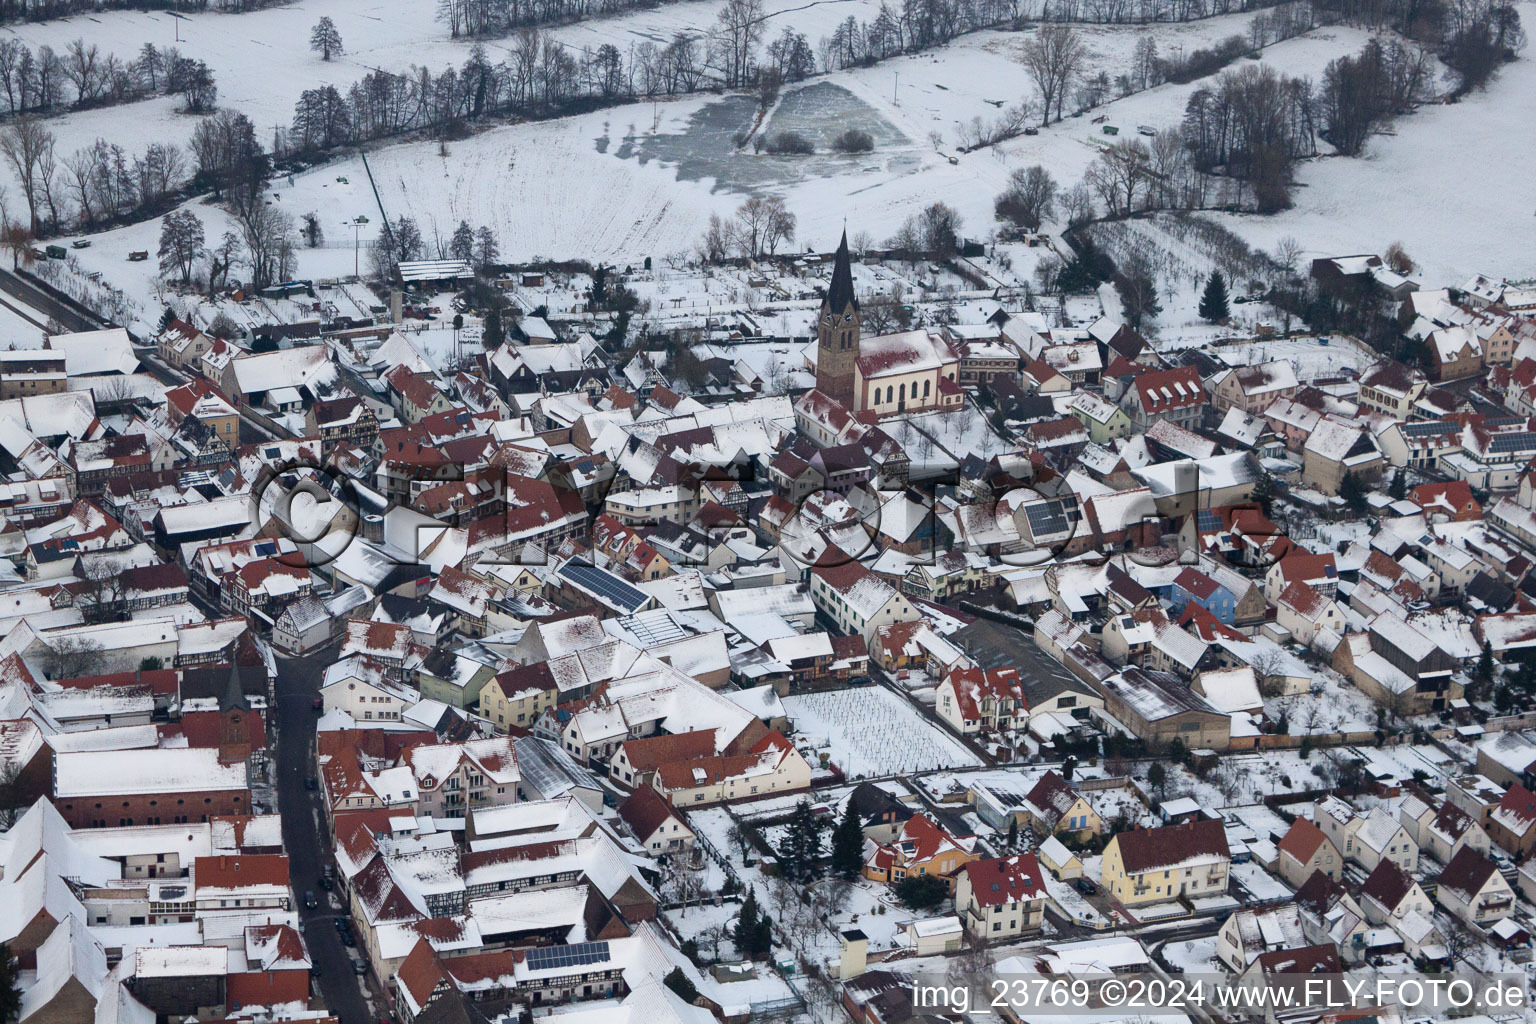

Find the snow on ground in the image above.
[
  {"left": 686, "top": 805, "right": 916, "bottom": 960},
  {"left": 56, "top": 12, "right": 1382, "bottom": 310},
  {"left": 785, "top": 686, "right": 984, "bottom": 778},
  {"left": 1209, "top": 335, "right": 1379, "bottom": 380},
  {"left": 1161, "top": 934, "right": 1221, "bottom": 974},
  {"left": 1268, "top": 667, "right": 1378, "bottom": 736},
  {"left": 1230, "top": 860, "right": 1293, "bottom": 901},
  {"left": 1042, "top": 873, "right": 1106, "bottom": 929},
  {"left": 1212, "top": 3, "right": 1536, "bottom": 287},
  {"left": 0, "top": 0, "right": 897, "bottom": 171}
]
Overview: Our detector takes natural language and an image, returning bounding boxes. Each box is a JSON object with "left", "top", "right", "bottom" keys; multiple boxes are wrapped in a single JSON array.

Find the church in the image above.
[{"left": 814, "top": 231, "right": 963, "bottom": 418}]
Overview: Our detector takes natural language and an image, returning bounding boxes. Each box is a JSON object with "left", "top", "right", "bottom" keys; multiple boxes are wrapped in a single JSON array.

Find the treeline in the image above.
[
  {"left": 0, "top": 116, "right": 189, "bottom": 235},
  {"left": 0, "top": 0, "right": 278, "bottom": 26},
  {"left": 0, "top": 39, "right": 215, "bottom": 117},
  {"left": 1183, "top": 63, "right": 1319, "bottom": 212},
  {"left": 1038, "top": 0, "right": 1285, "bottom": 20},
  {"left": 436, "top": 0, "right": 672, "bottom": 37},
  {"left": 284, "top": 18, "right": 815, "bottom": 157},
  {"left": 1317, "top": 0, "right": 1525, "bottom": 92}
]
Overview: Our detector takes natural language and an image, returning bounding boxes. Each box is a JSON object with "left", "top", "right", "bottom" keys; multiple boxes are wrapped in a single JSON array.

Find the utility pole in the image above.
[
  {"left": 893, "top": 72, "right": 898, "bottom": 105},
  {"left": 351, "top": 220, "right": 362, "bottom": 278}
]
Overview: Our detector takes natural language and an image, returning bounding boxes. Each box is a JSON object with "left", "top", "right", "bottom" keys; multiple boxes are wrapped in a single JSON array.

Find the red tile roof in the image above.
[
  {"left": 1114, "top": 819, "right": 1228, "bottom": 874},
  {"left": 1277, "top": 817, "right": 1328, "bottom": 865},
  {"left": 961, "top": 853, "right": 1047, "bottom": 907}
]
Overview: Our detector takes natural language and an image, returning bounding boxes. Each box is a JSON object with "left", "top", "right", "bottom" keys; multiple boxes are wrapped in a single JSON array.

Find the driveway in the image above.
[{"left": 274, "top": 651, "right": 374, "bottom": 1023}]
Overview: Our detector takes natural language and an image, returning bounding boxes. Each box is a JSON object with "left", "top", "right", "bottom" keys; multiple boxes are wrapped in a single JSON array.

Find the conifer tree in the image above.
[
  {"left": 831, "top": 802, "right": 864, "bottom": 879},
  {"left": 1199, "top": 270, "right": 1230, "bottom": 323}
]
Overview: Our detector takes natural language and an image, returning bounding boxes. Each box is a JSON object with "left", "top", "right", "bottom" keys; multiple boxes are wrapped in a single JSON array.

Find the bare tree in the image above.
[
  {"left": 75, "top": 557, "right": 129, "bottom": 624},
  {"left": 697, "top": 213, "right": 731, "bottom": 264},
  {"left": 995, "top": 164, "right": 1058, "bottom": 233},
  {"left": 310, "top": 17, "right": 344, "bottom": 61},
  {"left": 0, "top": 116, "right": 55, "bottom": 234},
  {"left": 0, "top": 762, "right": 24, "bottom": 828},
  {"left": 1086, "top": 138, "right": 1152, "bottom": 217},
  {"left": 763, "top": 197, "right": 795, "bottom": 254},
  {"left": 714, "top": 0, "right": 766, "bottom": 89},
  {"left": 44, "top": 636, "right": 105, "bottom": 680},
  {"left": 1, "top": 219, "right": 33, "bottom": 270},
  {"left": 1020, "top": 25, "right": 1086, "bottom": 126},
  {"left": 240, "top": 203, "right": 297, "bottom": 289},
  {"left": 1251, "top": 646, "right": 1290, "bottom": 698},
  {"left": 664, "top": 853, "right": 708, "bottom": 909}
]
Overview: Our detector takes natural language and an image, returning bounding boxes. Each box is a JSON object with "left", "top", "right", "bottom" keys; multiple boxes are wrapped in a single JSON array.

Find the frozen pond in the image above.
[{"left": 618, "top": 81, "right": 918, "bottom": 194}]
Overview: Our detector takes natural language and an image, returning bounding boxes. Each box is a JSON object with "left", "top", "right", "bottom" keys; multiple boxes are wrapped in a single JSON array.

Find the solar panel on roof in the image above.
[
  {"left": 524, "top": 941, "right": 611, "bottom": 972},
  {"left": 1490, "top": 433, "right": 1536, "bottom": 453},
  {"left": 561, "top": 561, "right": 648, "bottom": 611},
  {"left": 1196, "top": 509, "right": 1222, "bottom": 533},
  {"left": 1400, "top": 421, "right": 1456, "bottom": 437},
  {"left": 1024, "top": 500, "right": 1071, "bottom": 538}
]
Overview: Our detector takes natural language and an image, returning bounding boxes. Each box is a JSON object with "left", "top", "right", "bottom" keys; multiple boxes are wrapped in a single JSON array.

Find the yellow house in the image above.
[
  {"left": 165, "top": 379, "right": 240, "bottom": 445},
  {"left": 1025, "top": 771, "right": 1103, "bottom": 841},
  {"left": 863, "top": 814, "right": 978, "bottom": 893},
  {"left": 1101, "top": 819, "right": 1230, "bottom": 906},
  {"left": 477, "top": 663, "right": 558, "bottom": 733}
]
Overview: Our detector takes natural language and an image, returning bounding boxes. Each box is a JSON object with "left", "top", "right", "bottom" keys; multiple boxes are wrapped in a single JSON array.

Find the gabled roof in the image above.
[
  {"left": 1114, "top": 818, "right": 1227, "bottom": 874},
  {"left": 617, "top": 786, "right": 681, "bottom": 842},
  {"left": 1277, "top": 817, "right": 1329, "bottom": 865},
  {"left": 1436, "top": 846, "right": 1500, "bottom": 901},
  {"left": 1360, "top": 857, "right": 1417, "bottom": 910},
  {"left": 1133, "top": 366, "right": 1206, "bottom": 412},
  {"left": 961, "top": 853, "right": 1047, "bottom": 907}
]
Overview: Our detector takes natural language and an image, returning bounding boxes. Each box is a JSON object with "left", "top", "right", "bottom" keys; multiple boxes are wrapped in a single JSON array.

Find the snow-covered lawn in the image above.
[
  {"left": 1161, "top": 935, "right": 1222, "bottom": 974},
  {"left": 1267, "top": 667, "right": 1379, "bottom": 736},
  {"left": 1230, "top": 860, "right": 1293, "bottom": 901},
  {"left": 785, "top": 686, "right": 984, "bottom": 778}
]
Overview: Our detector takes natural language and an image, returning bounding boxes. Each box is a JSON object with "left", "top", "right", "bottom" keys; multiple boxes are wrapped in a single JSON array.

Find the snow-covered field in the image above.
[
  {"left": 53, "top": 12, "right": 1389, "bottom": 296},
  {"left": 1213, "top": 3, "right": 1536, "bottom": 287},
  {"left": 785, "top": 686, "right": 984, "bottom": 777}
]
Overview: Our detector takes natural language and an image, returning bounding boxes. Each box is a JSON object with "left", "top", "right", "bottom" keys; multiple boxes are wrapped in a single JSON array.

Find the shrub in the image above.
[
  {"left": 832, "top": 128, "right": 874, "bottom": 153},
  {"left": 766, "top": 131, "right": 814, "bottom": 155},
  {"left": 893, "top": 873, "right": 947, "bottom": 910}
]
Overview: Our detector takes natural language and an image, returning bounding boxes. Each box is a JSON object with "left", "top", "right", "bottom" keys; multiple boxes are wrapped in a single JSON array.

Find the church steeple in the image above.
[
  {"left": 815, "top": 230, "right": 861, "bottom": 408},
  {"left": 826, "top": 230, "right": 858, "bottom": 318}
]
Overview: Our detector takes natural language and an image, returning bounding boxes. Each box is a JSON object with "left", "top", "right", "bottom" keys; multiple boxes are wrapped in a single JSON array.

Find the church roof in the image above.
[{"left": 827, "top": 230, "right": 858, "bottom": 315}]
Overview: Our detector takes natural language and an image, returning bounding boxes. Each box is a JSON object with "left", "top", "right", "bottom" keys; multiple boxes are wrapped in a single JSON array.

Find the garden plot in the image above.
[
  {"left": 1267, "top": 667, "right": 1379, "bottom": 737},
  {"left": 1084, "top": 215, "right": 1286, "bottom": 349},
  {"left": 785, "top": 687, "right": 983, "bottom": 778}
]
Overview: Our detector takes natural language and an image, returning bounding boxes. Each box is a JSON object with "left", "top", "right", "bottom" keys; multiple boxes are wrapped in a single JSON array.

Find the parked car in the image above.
[
  {"left": 311, "top": 697, "right": 324, "bottom": 711},
  {"left": 71, "top": 239, "right": 91, "bottom": 249},
  {"left": 354, "top": 960, "right": 369, "bottom": 976},
  {"left": 320, "top": 875, "right": 334, "bottom": 891},
  {"left": 304, "top": 776, "right": 318, "bottom": 791}
]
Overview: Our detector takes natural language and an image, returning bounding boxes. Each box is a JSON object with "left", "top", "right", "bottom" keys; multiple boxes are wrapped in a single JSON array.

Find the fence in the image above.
[{"left": 694, "top": 826, "right": 741, "bottom": 891}]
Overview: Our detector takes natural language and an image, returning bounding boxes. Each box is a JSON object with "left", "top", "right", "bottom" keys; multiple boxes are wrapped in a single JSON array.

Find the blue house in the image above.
[{"left": 1169, "top": 567, "right": 1238, "bottom": 623}]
